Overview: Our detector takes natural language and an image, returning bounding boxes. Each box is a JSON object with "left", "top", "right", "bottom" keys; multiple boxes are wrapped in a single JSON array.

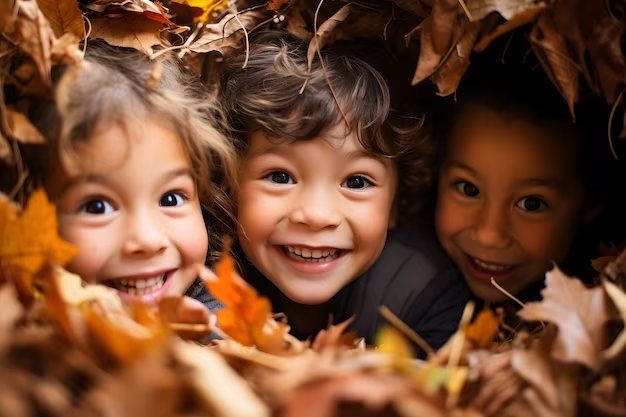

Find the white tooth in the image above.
[
  {"left": 287, "top": 246, "right": 295, "bottom": 254},
  {"left": 120, "top": 280, "right": 128, "bottom": 286},
  {"left": 329, "top": 249, "right": 338, "bottom": 256},
  {"left": 301, "top": 248, "right": 312, "bottom": 258},
  {"left": 294, "top": 247, "right": 302, "bottom": 256},
  {"left": 136, "top": 280, "right": 146, "bottom": 289},
  {"left": 322, "top": 250, "right": 329, "bottom": 257},
  {"left": 312, "top": 250, "right": 322, "bottom": 258}
]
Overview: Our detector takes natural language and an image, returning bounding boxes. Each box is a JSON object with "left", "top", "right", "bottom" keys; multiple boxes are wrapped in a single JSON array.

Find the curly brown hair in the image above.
[
  {"left": 219, "top": 32, "right": 435, "bottom": 222},
  {"left": 32, "top": 41, "right": 237, "bottom": 261}
]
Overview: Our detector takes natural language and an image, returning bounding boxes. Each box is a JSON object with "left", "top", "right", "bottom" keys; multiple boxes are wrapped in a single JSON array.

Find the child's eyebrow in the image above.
[
  {"left": 57, "top": 173, "right": 109, "bottom": 196},
  {"left": 343, "top": 149, "right": 388, "bottom": 164},
  {"left": 448, "top": 161, "right": 479, "bottom": 176}
]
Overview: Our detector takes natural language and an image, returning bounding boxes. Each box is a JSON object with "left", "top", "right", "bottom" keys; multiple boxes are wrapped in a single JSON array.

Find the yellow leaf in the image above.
[
  {"left": 376, "top": 326, "right": 414, "bottom": 371},
  {"left": 0, "top": 189, "right": 77, "bottom": 297},
  {"left": 171, "top": 0, "right": 228, "bottom": 23}
]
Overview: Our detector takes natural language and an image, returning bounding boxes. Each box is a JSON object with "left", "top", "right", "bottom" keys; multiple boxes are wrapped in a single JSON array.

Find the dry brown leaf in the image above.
[
  {"left": 432, "top": 19, "right": 481, "bottom": 96},
  {"left": 518, "top": 267, "right": 609, "bottom": 369},
  {"left": 306, "top": 4, "right": 351, "bottom": 71},
  {"left": 392, "top": 0, "right": 429, "bottom": 18},
  {"left": 88, "top": 15, "right": 165, "bottom": 55},
  {"left": 281, "top": 372, "right": 441, "bottom": 417},
  {"left": 474, "top": 4, "right": 546, "bottom": 52},
  {"left": 0, "top": 0, "right": 18, "bottom": 32},
  {"left": 267, "top": 0, "right": 291, "bottom": 13},
  {"left": 189, "top": 11, "right": 267, "bottom": 55},
  {"left": 511, "top": 339, "right": 560, "bottom": 411},
  {"left": 411, "top": 14, "right": 464, "bottom": 85},
  {"left": 7, "top": 0, "right": 57, "bottom": 86},
  {"left": 174, "top": 341, "right": 271, "bottom": 417},
  {"left": 530, "top": 13, "right": 579, "bottom": 116},
  {"left": 4, "top": 107, "right": 45, "bottom": 143},
  {"left": 36, "top": 0, "right": 84, "bottom": 38},
  {"left": 467, "top": 0, "right": 544, "bottom": 21},
  {"left": 431, "top": 0, "right": 460, "bottom": 53},
  {"left": 602, "top": 280, "right": 626, "bottom": 359},
  {"left": 311, "top": 317, "right": 360, "bottom": 353},
  {"left": 587, "top": 16, "right": 626, "bottom": 103}
]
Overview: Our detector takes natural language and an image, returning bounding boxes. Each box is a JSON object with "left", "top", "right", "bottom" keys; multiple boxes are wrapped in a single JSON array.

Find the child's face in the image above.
[
  {"left": 237, "top": 124, "right": 397, "bottom": 305},
  {"left": 435, "top": 107, "right": 585, "bottom": 302},
  {"left": 49, "top": 121, "right": 208, "bottom": 303}
]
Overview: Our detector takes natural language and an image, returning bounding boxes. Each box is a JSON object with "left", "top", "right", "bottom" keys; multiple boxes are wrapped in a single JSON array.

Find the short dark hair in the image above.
[{"left": 220, "top": 31, "right": 435, "bottom": 220}]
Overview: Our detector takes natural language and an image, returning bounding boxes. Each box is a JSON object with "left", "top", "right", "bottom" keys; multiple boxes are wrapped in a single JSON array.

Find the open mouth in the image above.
[
  {"left": 282, "top": 245, "right": 343, "bottom": 263},
  {"left": 103, "top": 270, "right": 172, "bottom": 296},
  {"left": 467, "top": 255, "right": 516, "bottom": 275}
]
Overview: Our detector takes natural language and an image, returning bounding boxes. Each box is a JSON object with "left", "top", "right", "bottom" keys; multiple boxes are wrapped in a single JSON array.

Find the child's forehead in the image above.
[{"left": 447, "top": 107, "right": 581, "bottom": 181}]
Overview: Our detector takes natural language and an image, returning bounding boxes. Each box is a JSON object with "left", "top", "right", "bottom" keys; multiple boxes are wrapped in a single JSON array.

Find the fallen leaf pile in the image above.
[
  {"left": 1, "top": 0, "right": 625, "bottom": 165},
  {"left": 2, "top": 189, "right": 626, "bottom": 416},
  {"left": 1, "top": 2, "right": 626, "bottom": 416}
]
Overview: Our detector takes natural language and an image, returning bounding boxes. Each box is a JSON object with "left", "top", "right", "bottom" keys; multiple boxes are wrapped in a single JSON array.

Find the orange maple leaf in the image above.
[
  {"left": 465, "top": 307, "right": 498, "bottom": 348},
  {"left": 0, "top": 189, "right": 77, "bottom": 299},
  {"left": 206, "top": 248, "right": 273, "bottom": 347}
]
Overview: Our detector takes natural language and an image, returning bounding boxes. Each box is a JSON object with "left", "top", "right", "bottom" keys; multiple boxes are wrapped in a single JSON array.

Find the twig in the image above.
[
  {"left": 379, "top": 306, "right": 434, "bottom": 356},
  {"left": 490, "top": 278, "right": 546, "bottom": 329},
  {"left": 490, "top": 278, "right": 526, "bottom": 309},
  {"left": 607, "top": 89, "right": 623, "bottom": 161},
  {"left": 233, "top": 12, "right": 250, "bottom": 68},
  {"left": 457, "top": 0, "right": 473, "bottom": 20}
]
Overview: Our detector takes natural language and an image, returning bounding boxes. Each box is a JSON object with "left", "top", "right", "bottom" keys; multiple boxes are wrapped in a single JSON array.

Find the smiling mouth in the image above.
[
  {"left": 467, "top": 255, "right": 515, "bottom": 274},
  {"left": 103, "top": 271, "right": 171, "bottom": 296},
  {"left": 282, "top": 245, "right": 343, "bottom": 263}
]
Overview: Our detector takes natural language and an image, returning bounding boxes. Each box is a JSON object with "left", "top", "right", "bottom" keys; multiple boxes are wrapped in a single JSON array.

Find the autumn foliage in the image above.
[{"left": 1, "top": 1, "right": 626, "bottom": 416}]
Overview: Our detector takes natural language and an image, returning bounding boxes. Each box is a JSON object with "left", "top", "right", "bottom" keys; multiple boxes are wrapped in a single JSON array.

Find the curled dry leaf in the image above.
[
  {"left": 5, "top": 0, "right": 57, "bottom": 86},
  {"left": 518, "top": 267, "right": 609, "bottom": 369},
  {"left": 311, "top": 317, "right": 361, "bottom": 353},
  {"left": 4, "top": 107, "right": 45, "bottom": 143},
  {"left": 174, "top": 341, "right": 271, "bottom": 417},
  {"left": 530, "top": 12, "right": 579, "bottom": 116},
  {"left": 189, "top": 10, "right": 268, "bottom": 55},
  {"left": 467, "top": 0, "right": 544, "bottom": 21},
  {"left": 601, "top": 280, "right": 626, "bottom": 360},
  {"left": 473, "top": 3, "right": 546, "bottom": 52},
  {"left": 88, "top": 15, "right": 166, "bottom": 55},
  {"left": 307, "top": 4, "right": 351, "bottom": 71},
  {"left": 431, "top": 19, "right": 481, "bottom": 96}
]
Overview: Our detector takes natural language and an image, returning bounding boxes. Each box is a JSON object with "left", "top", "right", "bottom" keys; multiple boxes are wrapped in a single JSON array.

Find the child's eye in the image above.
[
  {"left": 160, "top": 192, "right": 186, "bottom": 207},
  {"left": 342, "top": 175, "right": 373, "bottom": 189},
  {"left": 455, "top": 181, "right": 480, "bottom": 198},
  {"left": 264, "top": 171, "right": 294, "bottom": 184},
  {"left": 80, "top": 199, "right": 114, "bottom": 215},
  {"left": 516, "top": 196, "right": 547, "bottom": 212}
]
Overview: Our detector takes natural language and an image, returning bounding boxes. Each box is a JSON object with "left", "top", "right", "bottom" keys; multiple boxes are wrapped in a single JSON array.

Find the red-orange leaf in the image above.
[{"left": 206, "top": 247, "right": 272, "bottom": 347}]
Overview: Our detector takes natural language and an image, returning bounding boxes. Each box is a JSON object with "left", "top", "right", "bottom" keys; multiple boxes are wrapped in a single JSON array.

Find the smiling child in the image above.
[
  {"left": 35, "top": 42, "right": 235, "bottom": 310},
  {"left": 435, "top": 65, "right": 606, "bottom": 304},
  {"left": 221, "top": 32, "right": 470, "bottom": 349}
]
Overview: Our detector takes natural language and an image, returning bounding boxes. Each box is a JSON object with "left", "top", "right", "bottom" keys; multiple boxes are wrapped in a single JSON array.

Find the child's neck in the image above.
[{"left": 277, "top": 295, "right": 330, "bottom": 340}]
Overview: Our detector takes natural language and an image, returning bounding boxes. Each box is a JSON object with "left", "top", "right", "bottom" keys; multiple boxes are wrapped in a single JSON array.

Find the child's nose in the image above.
[
  {"left": 471, "top": 204, "right": 511, "bottom": 249},
  {"left": 122, "top": 211, "right": 169, "bottom": 256},
  {"left": 289, "top": 188, "right": 342, "bottom": 231}
]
